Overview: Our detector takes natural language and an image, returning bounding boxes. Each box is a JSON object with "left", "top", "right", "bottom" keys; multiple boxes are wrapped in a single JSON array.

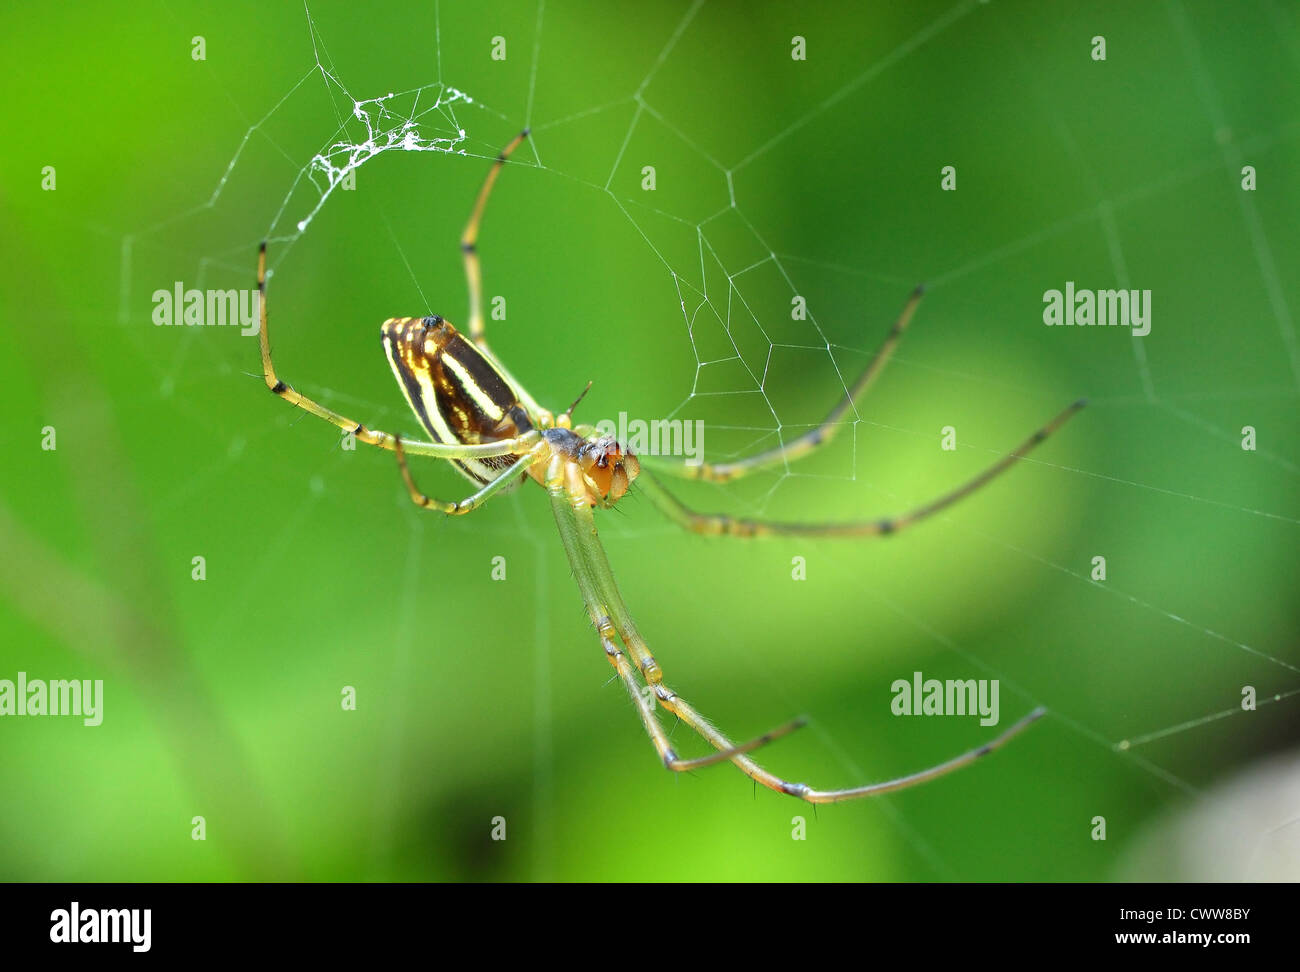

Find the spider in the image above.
[{"left": 257, "top": 129, "right": 1085, "bottom": 804}]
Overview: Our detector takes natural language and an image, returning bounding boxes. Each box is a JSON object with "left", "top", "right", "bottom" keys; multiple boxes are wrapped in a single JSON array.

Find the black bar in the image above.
[{"left": 0, "top": 882, "right": 1277, "bottom": 958}]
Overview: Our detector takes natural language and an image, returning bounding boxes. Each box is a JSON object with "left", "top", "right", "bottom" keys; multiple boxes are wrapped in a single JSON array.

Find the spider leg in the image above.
[
  {"left": 602, "top": 626, "right": 806, "bottom": 771},
  {"left": 461, "top": 130, "right": 529, "bottom": 350},
  {"left": 394, "top": 436, "right": 541, "bottom": 514},
  {"left": 256, "top": 242, "right": 539, "bottom": 460},
  {"left": 455, "top": 132, "right": 552, "bottom": 424},
  {"left": 654, "top": 694, "right": 1045, "bottom": 804},
  {"left": 636, "top": 398, "right": 1086, "bottom": 538},
  {"left": 544, "top": 457, "right": 803, "bottom": 772},
  {"left": 643, "top": 285, "right": 924, "bottom": 483},
  {"left": 553, "top": 457, "right": 1046, "bottom": 803}
]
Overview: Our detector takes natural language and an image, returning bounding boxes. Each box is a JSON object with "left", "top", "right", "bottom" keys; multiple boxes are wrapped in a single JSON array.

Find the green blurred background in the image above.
[{"left": 1, "top": 0, "right": 1297, "bottom": 881}]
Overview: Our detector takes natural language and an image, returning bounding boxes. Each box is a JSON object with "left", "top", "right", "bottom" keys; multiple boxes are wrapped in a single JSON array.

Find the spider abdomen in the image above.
[{"left": 382, "top": 315, "right": 534, "bottom": 485}]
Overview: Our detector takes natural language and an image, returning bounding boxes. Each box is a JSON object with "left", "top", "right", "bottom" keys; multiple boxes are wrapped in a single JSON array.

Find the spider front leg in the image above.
[
  {"left": 656, "top": 695, "right": 1046, "bottom": 803},
  {"left": 551, "top": 458, "right": 1045, "bottom": 803},
  {"left": 643, "top": 285, "right": 925, "bottom": 484},
  {"left": 544, "top": 458, "right": 802, "bottom": 773},
  {"left": 256, "top": 242, "right": 539, "bottom": 461},
  {"left": 597, "top": 615, "right": 805, "bottom": 772},
  {"left": 636, "top": 398, "right": 1086, "bottom": 539}
]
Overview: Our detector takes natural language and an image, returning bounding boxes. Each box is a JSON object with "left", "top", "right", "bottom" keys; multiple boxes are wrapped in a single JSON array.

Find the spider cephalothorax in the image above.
[
  {"left": 575, "top": 434, "right": 640, "bottom": 507},
  {"left": 522, "top": 429, "right": 639, "bottom": 509},
  {"left": 256, "top": 128, "right": 1085, "bottom": 804}
]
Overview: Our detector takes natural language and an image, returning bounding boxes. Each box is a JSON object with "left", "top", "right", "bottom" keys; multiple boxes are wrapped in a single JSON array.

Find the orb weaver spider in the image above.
[{"left": 257, "top": 130, "right": 1085, "bottom": 804}]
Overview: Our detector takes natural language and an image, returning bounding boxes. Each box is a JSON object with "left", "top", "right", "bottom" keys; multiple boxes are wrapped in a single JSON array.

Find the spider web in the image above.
[{"left": 97, "top": 0, "right": 1300, "bottom": 881}]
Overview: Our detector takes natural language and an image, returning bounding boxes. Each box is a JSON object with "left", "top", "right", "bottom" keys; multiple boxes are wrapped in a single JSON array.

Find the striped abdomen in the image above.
[{"left": 382, "top": 316, "right": 534, "bottom": 485}]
